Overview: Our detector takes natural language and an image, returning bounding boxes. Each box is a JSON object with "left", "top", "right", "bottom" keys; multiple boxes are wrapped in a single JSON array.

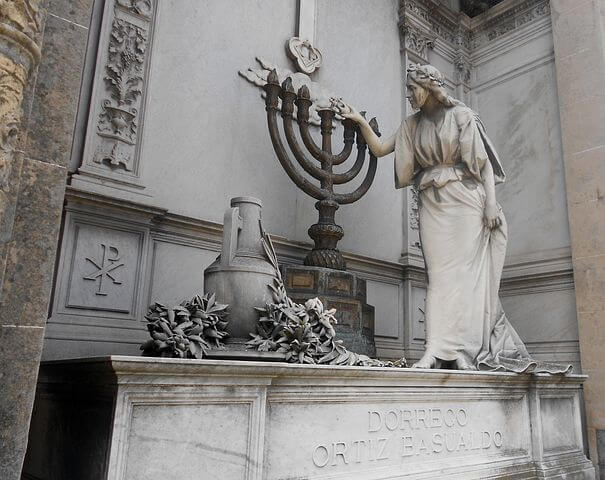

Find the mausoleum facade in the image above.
[{"left": 1, "top": 0, "right": 604, "bottom": 478}]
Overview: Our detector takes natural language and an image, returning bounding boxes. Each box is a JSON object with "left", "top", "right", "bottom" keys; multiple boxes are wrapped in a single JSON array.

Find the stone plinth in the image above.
[
  {"left": 282, "top": 265, "right": 376, "bottom": 357},
  {"left": 24, "top": 357, "right": 594, "bottom": 480}
]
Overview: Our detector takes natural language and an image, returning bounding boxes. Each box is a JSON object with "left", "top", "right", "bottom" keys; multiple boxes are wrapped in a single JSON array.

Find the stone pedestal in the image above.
[
  {"left": 282, "top": 265, "right": 376, "bottom": 357},
  {"left": 24, "top": 357, "right": 595, "bottom": 480}
]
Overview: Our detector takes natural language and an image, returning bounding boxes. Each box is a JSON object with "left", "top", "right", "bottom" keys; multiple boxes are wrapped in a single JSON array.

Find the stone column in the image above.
[
  {"left": 551, "top": 0, "right": 605, "bottom": 474},
  {"left": 0, "top": 0, "right": 88, "bottom": 477}
]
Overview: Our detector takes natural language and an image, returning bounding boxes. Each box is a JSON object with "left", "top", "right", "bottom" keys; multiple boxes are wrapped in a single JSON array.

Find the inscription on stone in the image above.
[
  {"left": 311, "top": 407, "right": 503, "bottom": 468},
  {"left": 83, "top": 243, "right": 125, "bottom": 295}
]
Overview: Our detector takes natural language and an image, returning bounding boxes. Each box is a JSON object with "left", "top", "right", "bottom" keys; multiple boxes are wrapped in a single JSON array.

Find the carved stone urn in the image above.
[{"left": 203, "top": 197, "right": 276, "bottom": 344}]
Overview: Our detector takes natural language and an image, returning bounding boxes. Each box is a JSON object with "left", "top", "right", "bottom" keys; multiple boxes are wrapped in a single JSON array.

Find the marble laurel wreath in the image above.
[{"left": 140, "top": 232, "right": 406, "bottom": 368}]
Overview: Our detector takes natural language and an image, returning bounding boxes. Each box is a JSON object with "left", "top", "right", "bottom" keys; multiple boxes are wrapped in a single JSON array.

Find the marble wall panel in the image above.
[
  {"left": 474, "top": 62, "right": 570, "bottom": 259},
  {"left": 146, "top": 240, "right": 218, "bottom": 307},
  {"left": 124, "top": 403, "right": 254, "bottom": 479},
  {"left": 140, "top": 0, "right": 404, "bottom": 262},
  {"left": 367, "top": 280, "right": 401, "bottom": 339}
]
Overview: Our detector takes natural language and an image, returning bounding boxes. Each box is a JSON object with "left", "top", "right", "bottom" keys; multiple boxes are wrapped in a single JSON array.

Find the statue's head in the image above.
[{"left": 406, "top": 63, "right": 459, "bottom": 109}]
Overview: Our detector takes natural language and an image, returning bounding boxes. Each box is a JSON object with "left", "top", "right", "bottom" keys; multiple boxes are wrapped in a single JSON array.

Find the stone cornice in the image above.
[{"left": 399, "top": 0, "right": 551, "bottom": 59}]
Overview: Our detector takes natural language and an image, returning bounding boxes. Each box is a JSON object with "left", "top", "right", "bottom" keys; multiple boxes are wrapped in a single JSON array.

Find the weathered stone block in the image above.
[
  {"left": 47, "top": 0, "right": 95, "bottom": 27},
  {"left": 0, "top": 326, "right": 44, "bottom": 480},
  {"left": 25, "top": 14, "right": 89, "bottom": 168},
  {"left": 0, "top": 158, "right": 66, "bottom": 325}
]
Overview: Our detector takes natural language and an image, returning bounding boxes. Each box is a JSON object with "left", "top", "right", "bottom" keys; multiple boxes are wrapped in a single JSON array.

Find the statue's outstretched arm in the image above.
[{"left": 337, "top": 103, "right": 395, "bottom": 157}]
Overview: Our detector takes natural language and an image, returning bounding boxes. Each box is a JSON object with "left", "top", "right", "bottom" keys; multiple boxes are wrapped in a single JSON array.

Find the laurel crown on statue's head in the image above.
[{"left": 406, "top": 63, "right": 445, "bottom": 87}]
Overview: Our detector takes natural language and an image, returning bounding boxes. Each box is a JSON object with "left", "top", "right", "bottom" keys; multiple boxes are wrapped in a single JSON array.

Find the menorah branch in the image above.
[{"left": 263, "top": 69, "right": 379, "bottom": 270}]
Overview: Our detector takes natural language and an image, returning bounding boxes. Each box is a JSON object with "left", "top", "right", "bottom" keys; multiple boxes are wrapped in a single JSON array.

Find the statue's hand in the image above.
[
  {"left": 331, "top": 99, "right": 365, "bottom": 124},
  {"left": 484, "top": 202, "right": 502, "bottom": 230}
]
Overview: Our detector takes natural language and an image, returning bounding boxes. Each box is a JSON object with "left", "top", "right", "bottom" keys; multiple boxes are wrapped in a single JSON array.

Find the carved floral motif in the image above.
[
  {"left": 95, "top": 18, "right": 148, "bottom": 171},
  {"left": 400, "top": 22, "right": 435, "bottom": 59}
]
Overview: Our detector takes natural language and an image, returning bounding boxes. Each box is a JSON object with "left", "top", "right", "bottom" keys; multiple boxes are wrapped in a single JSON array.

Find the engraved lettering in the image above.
[
  {"left": 458, "top": 433, "right": 468, "bottom": 450},
  {"left": 83, "top": 243, "right": 124, "bottom": 295},
  {"left": 445, "top": 432, "right": 458, "bottom": 452},
  {"left": 430, "top": 408, "right": 442, "bottom": 428},
  {"left": 444, "top": 408, "right": 456, "bottom": 427},
  {"left": 313, "top": 408, "right": 505, "bottom": 468},
  {"left": 332, "top": 442, "right": 349, "bottom": 466},
  {"left": 312, "top": 445, "right": 330, "bottom": 467},
  {"left": 375, "top": 438, "right": 389, "bottom": 461},
  {"left": 352, "top": 439, "right": 366, "bottom": 463},
  {"left": 401, "top": 408, "right": 414, "bottom": 430},
  {"left": 432, "top": 432, "right": 444, "bottom": 453},
  {"left": 402, "top": 435, "right": 414, "bottom": 456},
  {"left": 385, "top": 410, "right": 399, "bottom": 431},
  {"left": 368, "top": 410, "right": 382, "bottom": 432},
  {"left": 417, "top": 437, "right": 429, "bottom": 454},
  {"left": 456, "top": 409, "right": 468, "bottom": 426},
  {"left": 416, "top": 408, "right": 428, "bottom": 429}
]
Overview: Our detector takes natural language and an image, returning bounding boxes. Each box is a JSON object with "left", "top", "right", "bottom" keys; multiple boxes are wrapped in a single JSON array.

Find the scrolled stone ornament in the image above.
[{"left": 340, "top": 63, "right": 572, "bottom": 374}]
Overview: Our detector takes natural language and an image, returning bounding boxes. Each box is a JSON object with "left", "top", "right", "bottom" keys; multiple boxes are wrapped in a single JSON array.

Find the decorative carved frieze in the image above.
[
  {"left": 472, "top": 0, "right": 550, "bottom": 48},
  {"left": 76, "top": 0, "right": 156, "bottom": 192},
  {"left": 399, "top": 22, "right": 435, "bottom": 60},
  {"left": 399, "top": 0, "right": 551, "bottom": 55},
  {"left": 94, "top": 18, "right": 148, "bottom": 171}
]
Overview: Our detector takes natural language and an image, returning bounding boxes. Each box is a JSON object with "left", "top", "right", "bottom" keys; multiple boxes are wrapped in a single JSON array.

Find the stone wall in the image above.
[
  {"left": 0, "top": 1, "right": 93, "bottom": 478},
  {"left": 550, "top": 0, "right": 605, "bottom": 474}
]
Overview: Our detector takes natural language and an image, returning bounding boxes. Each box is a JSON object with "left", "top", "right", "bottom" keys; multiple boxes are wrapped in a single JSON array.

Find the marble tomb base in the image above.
[{"left": 24, "top": 357, "right": 595, "bottom": 480}]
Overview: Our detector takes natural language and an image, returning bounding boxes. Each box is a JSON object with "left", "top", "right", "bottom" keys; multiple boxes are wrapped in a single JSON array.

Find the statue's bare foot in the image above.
[
  {"left": 455, "top": 357, "right": 477, "bottom": 370},
  {"left": 412, "top": 355, "right": 438, "bottom": 369}
]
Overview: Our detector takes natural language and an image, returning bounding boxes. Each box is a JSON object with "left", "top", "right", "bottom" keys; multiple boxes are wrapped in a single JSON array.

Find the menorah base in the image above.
[{"left": 280, "top": 265, "right": 376, "bottom": 357}]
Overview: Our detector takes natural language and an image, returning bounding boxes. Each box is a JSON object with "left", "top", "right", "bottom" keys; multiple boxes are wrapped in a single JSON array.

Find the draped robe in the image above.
[{"left": 394, "top": 105, "right": 571, "bottom": 373}]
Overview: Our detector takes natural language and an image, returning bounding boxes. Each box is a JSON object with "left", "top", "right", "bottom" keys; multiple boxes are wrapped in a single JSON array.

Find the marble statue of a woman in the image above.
[{"left": 340, "top": 63, "right": 570, "bottom": 373}]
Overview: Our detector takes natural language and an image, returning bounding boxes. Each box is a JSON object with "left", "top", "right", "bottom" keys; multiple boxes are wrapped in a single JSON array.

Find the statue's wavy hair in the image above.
[{"left": 407, "top": 63, "right": 465, "bottom": 108}]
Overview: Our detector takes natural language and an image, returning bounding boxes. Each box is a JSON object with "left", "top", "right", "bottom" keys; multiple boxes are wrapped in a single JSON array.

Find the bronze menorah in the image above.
[{"left": 264, "top": 70, "right": 380, "bottom": 270}]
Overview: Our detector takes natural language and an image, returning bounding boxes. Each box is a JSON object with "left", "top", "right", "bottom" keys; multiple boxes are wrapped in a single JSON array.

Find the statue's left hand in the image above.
[
  {"left": 331, "top": 98, "right": 365, "bottom": 124},
  {"left": 484, "top": 202, "right": 502, "bottom": 230}
]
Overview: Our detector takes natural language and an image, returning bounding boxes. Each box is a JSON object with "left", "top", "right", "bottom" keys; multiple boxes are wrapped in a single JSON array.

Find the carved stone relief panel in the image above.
[
  {"left": 75, "top": 0, "right": 156, "bottom": 194},
  {"left": 66, "top": 223, "right": 143, "bottom": 314},
  {"left": 52, "top": 212, "right": 148, "bottom": 325}
]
